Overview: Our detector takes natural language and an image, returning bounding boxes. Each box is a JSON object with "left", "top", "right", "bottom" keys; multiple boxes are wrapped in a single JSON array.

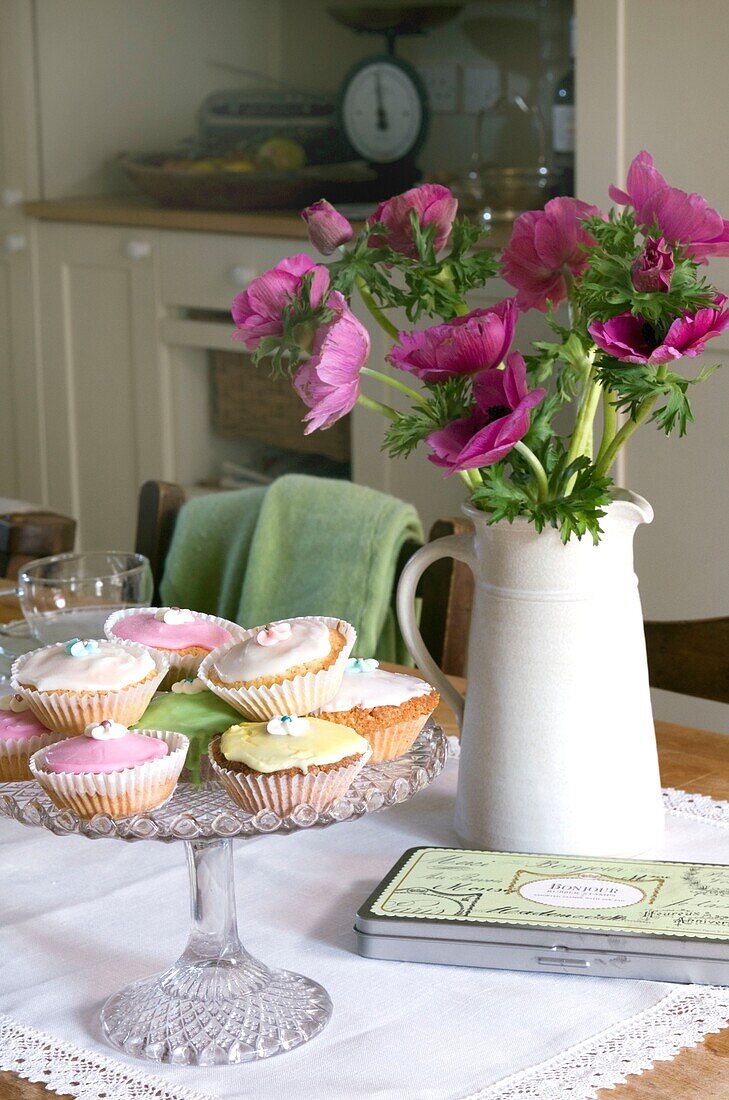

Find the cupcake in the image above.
[
  {"left": 12, "top": 638, "right": 168, "bottom": 736},
  {"left": 105, "top": 607, "right": 242, "bottom": 688},
  {"left": 30, "top": 719, "right": 188, "bottom": 819},
  {"left": 317, "top": 658, "right": 440, "bottom": 763},
  {"left": 0, "top": 692, "right": 66, "bottom": 781},
  {"left": 131, "top": 677, "right": 241, "bottom": 783},
  {"left": 209, "top": 713, "right": 371, "bottom": 816},
  {"left": 199, "top": 616, "right": 356, "bottom": 721}
]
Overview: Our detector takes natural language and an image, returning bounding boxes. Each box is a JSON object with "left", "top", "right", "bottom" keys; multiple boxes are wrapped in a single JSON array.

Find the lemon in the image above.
[{"left": 255, "top": 138, "right": 306, "bottom": 172}]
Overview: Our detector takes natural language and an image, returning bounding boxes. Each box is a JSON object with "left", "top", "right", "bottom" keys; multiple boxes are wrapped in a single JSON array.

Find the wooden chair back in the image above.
[
  {"left": 416, "top": 517, "right": 729, "bottom": 704},
  {"left": 0, "top": 510, "right": 76, "bottom": 579},
  {"left": 134, "top": 481, "right": 185, "bottom": 603}
]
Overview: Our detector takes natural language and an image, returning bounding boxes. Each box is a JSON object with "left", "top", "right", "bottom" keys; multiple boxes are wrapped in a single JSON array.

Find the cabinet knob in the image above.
[
  {"left": 230, "top": 265, "right": 257, "bottom": 288},
  {"left": 4, "top": 233, "right": 26, "bottom": 253},
  {"left": 2, "top": 189, "right": 24, "bottom": 208},
  {"left": 124, "top": 239, "right": 152, "bottom": 260}
]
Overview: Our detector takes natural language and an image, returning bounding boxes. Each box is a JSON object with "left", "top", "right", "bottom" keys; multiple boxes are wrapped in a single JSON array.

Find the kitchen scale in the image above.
[{"left": 330, "top": 2, "right": 463, "bottom": 192}]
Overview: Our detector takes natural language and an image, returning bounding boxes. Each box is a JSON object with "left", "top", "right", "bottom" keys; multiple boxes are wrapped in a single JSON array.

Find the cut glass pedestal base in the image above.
[
  {"left": 101, "top": 952, "right": 332, "bottom": 1065},
  {"left": 0, "top": 722, "right": 447, "bottom": 1065}
]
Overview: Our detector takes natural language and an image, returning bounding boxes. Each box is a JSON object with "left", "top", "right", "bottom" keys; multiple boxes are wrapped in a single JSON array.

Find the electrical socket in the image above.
[
  {"left": 463, "top": 64, "right": 500, "bottom": 113},
  {"left": 418, "top": 63, "right": 458, "bottom": 113}
]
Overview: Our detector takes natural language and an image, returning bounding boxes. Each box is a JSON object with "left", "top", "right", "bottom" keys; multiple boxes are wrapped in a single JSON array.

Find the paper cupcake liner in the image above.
[
  {"left": 11, "top": 641, "right": 169, "bottom": 736},
  {"left": 29, "top": 729, "right": 189, "bottom": 819},
  {"left": 199, "top": 616, "right": 356, "bottom": 720},
  {"left": 0, "top": 730, "right": 67, "bottom": 782},
  {"left": 323, "top": 713, "right": 430, "bottom": 764},
  {"left": 209, "top": 739, "right": 371, "bottom": 816},
  {"left": 104, "top": 608, "right": 245, "bottom": 689}
]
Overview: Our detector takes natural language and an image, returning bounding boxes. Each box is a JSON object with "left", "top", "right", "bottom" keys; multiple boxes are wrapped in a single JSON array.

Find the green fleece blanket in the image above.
[{"left": 160, "top": 475, "right": 422, "bottom": 663}]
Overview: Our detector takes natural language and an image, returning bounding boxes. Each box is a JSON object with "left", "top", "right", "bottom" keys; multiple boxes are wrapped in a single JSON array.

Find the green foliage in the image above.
[
  {"left": 383, "top": 377, "right": 472, "bottom": 458},
  {"left": 575, "top": 209, "right": 716, "bottom": 334},
  {"left": 471, "top": 456, "right": 611, "bottom": 545},
  {"left": 596, "top": 358, "right": 720, "bottom": 437}
]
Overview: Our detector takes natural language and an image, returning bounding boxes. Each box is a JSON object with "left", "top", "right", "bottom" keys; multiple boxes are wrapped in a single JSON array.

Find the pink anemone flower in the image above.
[
  {"left": 232, "top": 255, "right": 330, "bottom": 350},
  {"left": 387, "top": 299, "right": 518, "bottom": 383},
  {"left": 501, "top": 197, "right": 602, "bottom": 312},
  {"left": 367, "top": 184, "right": 458, "bottom": 258},
  {"left": 426, "top": 352, "right": 545, "bottom": 472},
  {"left": 293, "top": 292, "right": 370, "bottom": 432}
]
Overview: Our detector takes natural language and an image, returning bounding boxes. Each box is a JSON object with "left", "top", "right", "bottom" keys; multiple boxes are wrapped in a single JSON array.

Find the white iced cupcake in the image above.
[
  {"left": 317, "top": 659, "right": 439, "bottom": 763},
  {"left": 104, "top": 606, "right": 244, "bottom": 688},
  {"left": 12, "top": 638, "right": 168, "bottom": 736},
  {"left": 30, "top": 719, "right": 188, "bottom": 820},
  {"left": 199, "top": 616, "right": 356, "bottom": 720}
]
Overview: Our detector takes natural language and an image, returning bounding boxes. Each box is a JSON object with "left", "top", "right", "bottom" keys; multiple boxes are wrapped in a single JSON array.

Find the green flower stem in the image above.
[
  {"left": 595, "top": 387, "right": 618, "bottom": 468},
  {"left": 356, "top": 393, "right": 399, "bottom": 421},
  {"left": 594, "top": 365, "right": 667, "bottom": 476},
  {"left": 594, "top": 395, "right": 657, "bottom": 476},
  {"left": 452, "top": 300, "right": 470, "bottom": 317},
  {"left": 566, "top": 358, "right": 600, "bottom": 467},
  {"left": 513, "top": 441, "right": 549, "bottom": 503},
  {"left": 458, "top": 471, "right": 475, "bottom": 490},
  {"left": 355, "top": 276, "right": 400, "bottom": 341},
  {"left": 360, "top": 366, "right": 428, "bottom": 408}
]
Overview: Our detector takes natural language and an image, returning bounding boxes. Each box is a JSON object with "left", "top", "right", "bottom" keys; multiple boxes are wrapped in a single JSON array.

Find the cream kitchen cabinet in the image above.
[
  {"left": 35, "top": 222, "right": 173, "bottom": 549},
  {"left": 29, "top": 219, "right": 543, "bottom": 550}
]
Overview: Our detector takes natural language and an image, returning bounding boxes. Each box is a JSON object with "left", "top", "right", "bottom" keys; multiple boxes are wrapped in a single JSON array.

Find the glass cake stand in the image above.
[{"left": 0, "top": 721, "right": 447, "bottom": 1066}]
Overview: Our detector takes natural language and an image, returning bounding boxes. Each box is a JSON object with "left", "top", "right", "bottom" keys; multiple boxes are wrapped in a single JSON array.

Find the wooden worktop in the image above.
[
  {"left": 23, "top": 194, "right": 512, "bottom": 247},
  {"left": 23, "top": 194, "right": 313, "bottom": 238}
]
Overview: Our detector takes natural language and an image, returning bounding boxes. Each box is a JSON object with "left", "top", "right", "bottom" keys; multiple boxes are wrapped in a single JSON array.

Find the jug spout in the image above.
[{"left": 609, "top": 488, "right": 654, "bottom": 527}]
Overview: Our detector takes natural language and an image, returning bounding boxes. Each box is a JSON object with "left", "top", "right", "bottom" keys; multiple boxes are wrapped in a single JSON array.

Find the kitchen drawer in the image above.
[{"left": 159, "top": 231, "right": 313, "bottom": 311}]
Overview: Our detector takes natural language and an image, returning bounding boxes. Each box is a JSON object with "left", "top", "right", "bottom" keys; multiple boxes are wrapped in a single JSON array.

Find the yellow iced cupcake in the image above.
[{"left": 209, "top": 714, "right": 370, "bottom": 816}]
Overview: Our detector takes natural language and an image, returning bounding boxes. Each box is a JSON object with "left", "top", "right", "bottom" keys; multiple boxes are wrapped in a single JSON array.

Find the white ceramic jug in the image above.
[{"left": 397, "top": 490, "right": 665, "bottom": 857}]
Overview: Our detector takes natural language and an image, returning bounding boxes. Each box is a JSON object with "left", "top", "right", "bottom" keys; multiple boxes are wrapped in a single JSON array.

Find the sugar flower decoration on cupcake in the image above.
[
  {"left": 155, "top": 607, "right": 196, "bottom": 625},
  {"left": 171, "top": 677, "right": 206, "bottom": 695},
  {"left": 266, "top": 715, "right": 309, "bottom": 737},
  {"left": 0, "top": 692, "right": 30, "bottom": 713},
  {"left": 347, "top": 658, "right": 379, "bottom": 673},
  {"left": 84, "top": 719, "right": 128, "bottom": 740},
  {"left": 256, "top": 622, "right": 293, "bottom": 647},
  {"left": 65, "top": 638, "right": 99, "bottom": 657}
]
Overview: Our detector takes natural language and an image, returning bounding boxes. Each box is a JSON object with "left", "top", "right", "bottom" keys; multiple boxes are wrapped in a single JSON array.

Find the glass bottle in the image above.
[{"left": 552, "top": 14, "right": 575, "bottom": 194}]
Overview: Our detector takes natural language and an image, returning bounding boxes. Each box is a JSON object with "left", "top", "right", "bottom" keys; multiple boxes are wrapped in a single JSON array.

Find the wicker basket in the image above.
[{"left": 212, "top": 352, "right": 350, "bottom": 462}]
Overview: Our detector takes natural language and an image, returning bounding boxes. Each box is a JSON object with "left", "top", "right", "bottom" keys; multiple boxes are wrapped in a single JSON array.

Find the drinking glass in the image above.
[{"left": 0, "top": 551, "right": 153, "bottom": 646}]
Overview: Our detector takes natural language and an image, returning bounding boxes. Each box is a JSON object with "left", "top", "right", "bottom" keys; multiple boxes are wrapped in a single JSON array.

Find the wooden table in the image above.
[{"left": 3, "top": 681, "right": 729, "bottom": 1099}]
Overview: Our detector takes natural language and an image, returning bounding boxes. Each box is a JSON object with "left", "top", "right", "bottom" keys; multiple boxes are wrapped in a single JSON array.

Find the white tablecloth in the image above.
[{"left": 2, "top": 758, "right": 729, "bottom": 1100}]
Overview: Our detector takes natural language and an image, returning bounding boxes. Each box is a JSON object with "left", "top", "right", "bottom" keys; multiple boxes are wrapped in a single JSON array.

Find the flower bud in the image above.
[
  {"left": 301, "top": 199, "right": 354, "bottom": 255},
  {"left": 631, "top": 237, "right": 675, "bottom": 293}
]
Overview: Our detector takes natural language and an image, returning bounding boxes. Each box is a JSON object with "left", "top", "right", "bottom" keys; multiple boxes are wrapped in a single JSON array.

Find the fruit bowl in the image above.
[{"left": 120, "top": 154, "right": 377, "bottom": 211}]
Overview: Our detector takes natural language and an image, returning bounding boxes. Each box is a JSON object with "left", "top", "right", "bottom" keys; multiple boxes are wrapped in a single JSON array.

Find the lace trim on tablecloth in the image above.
[
  {"left": 465, "top": 986, "right": 729, "bottom": 1100},
  {"left": 663, "top": 786, "right": 729, "bottom": 827},
  {"left": 3, "top": 787, "right": 729, "bottom": 1100},
  {"left": 0, "top": 1013, "right": 212, "bottom": 1100}
]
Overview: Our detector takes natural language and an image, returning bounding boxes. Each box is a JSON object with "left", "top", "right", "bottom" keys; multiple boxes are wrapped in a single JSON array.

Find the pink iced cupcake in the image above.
[
  {"left": 0, "top": 692, "right": 65, "bottom": 781},
  {"left": 105, "top": 607, "right": 242, "bottom": 687},
  {"left": 30, "top": 719, "right": 188, "bottom": 819}
]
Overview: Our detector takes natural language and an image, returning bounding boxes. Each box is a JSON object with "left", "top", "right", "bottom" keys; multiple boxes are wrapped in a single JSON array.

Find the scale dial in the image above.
[{"left": 340, "top": 57, "right": 428, "bottom": 165}]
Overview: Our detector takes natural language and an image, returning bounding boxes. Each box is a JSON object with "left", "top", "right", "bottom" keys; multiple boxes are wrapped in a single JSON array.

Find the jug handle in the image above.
[{"left": 396, "top": 533, "right": 475, "bottom": 730}]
